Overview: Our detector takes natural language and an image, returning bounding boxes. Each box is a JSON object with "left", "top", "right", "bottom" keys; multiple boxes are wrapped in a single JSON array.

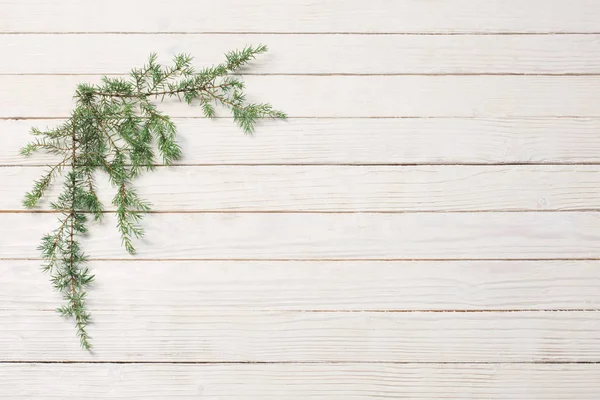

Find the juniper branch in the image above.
[{"left": 21, "top": 46, "right": 286, "bottom": 350}]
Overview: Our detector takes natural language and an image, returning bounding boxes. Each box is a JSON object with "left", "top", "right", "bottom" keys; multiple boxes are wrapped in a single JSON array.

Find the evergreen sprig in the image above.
[{"left": 21, "top": 46, "right": 286, "bottom": 350}]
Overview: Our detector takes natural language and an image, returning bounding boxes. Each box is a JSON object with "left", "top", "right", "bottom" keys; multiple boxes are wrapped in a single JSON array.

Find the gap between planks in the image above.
[
  {"left": 4, "top": 116, "right": 600, "bottom": 120},
  {"left": 19, "top": 309, "right": 600, "bottom": 313},
  {"left": 5, "top": 258, "right": 600, "bottom": 262},
  {"left": 5, "top": 73, "right": 600, "bottom": 77},
  {"left": 103, "top": 116, "right": 600, "bottom": 119},
  {"left": 5, "top": 32, "right": 600, "bottom": 35},
  {"left": 4, "top": 210, "right": 600, "bottom": 214},
  {"left": 2, "top": 361, "right": 600, "bottom": 365},
  {"left": 6, "top": 163, "right": 600, "bottom": 166}
]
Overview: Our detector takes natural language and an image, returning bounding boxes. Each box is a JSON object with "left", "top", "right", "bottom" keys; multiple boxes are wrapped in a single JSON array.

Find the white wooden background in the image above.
[{"left": 1, "top": 1, "right": 600, "bottom": 398}]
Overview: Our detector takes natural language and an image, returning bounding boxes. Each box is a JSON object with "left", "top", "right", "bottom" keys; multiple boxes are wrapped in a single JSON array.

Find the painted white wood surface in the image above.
[
  {"left": 3, "top": 260, "right": 600, "bottom": 311},
  {"left": 4, "top": 75, "right": 600, "bottom": 118},
  {"left": 2, "top": 0, "right": 600, "bottom": 397},
  {"left": 1, "top": 364, "right": 599, "bottom": 399},
  {"left": 3, "top": 311, "right": 600, "bottom": 362},
  {"left": 1, "top": 212, "right": 600, "bottom": 259},
  {"left": 5, "top": 165, "right": 600, "bottom": 211},
  {"left": 1, "top": 0, "right": 599, "bottom": 33},
  {"left": 5, "top": 34, "right": 600, "bottom": 74},
  {"left": 4, "top": 118, "right": 600, "bottom": 165}
]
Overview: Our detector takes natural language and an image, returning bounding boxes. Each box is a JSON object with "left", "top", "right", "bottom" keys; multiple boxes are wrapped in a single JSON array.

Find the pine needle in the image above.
[{"left": 21, "top": 47, "right": 286, "bottom": 350}]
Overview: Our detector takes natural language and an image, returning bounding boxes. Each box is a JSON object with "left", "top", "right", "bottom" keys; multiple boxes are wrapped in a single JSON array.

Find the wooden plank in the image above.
[
  {"left": 2, "top": 212, "right": 600, "bottom": 259},
  {"left": 3, "top": 310, "right": 600, "bottom": 362},
  {"left": 2, "top": 0, "right": 600, "bottom": 33},
  {"left": 1, "top": 363, "right": 599, "bottom": 399},
  {"left": 4, "top": 118, "right": 600, "bottom": 165},
  {"left": 5, "top": 165, "right": 600, "bottom": 212},
  {"left": 5, "top": 34, "right": 600, "bottom": 74},
  {"left": 3, "top": 76, "right": 600, "bottom": 118},
  {"left": 5, "top": 260, "right": 600, "bottom": 311}
]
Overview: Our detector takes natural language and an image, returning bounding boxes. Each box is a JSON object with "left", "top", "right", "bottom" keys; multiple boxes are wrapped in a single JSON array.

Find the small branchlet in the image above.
[{"left": 21, "top": 46, "right": 286, "bottom": 349}]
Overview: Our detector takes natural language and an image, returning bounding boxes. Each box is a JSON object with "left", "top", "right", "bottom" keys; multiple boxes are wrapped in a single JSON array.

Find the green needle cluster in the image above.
[{"left": 20, "top": 46, "right": 286, "bottom": 350}]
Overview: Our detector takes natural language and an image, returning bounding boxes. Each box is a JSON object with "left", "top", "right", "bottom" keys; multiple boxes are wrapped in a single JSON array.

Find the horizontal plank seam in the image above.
[
  {"left": 6, "top": 116, "right": 600, "bottom": 120},
  {"left": 8, "top": 163, "right": 600, "bottom": 167},
  {"left": 1, "top": 258, "right": 595, "bottom": 263},
  {"left": 1, "top": 361, "right": 599, "bottom": 365},
  {"left": 5, "top": 116, "right": 600, "bottom": 120},
  {"left": 6, "top": 116, "right": 600, "bottom": 121},
  {"left": 5, "top": 257, "right": 600, "bottom": 262},
  {"left": 18, "top": 309, "right": 600, "bottom": 313},
  {"left": 6, "top": 73, "right": 600, "bottom": 77},
  {"left": 5, "top": 210, "right": 600, "bottom": 214},
  {"left": 4, "top": 32, "right": 600, "bottom": 35}
]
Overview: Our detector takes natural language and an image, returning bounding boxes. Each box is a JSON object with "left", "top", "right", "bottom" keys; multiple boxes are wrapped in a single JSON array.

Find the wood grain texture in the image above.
[
  {"left": 4, "top": 260, "right": 600, "bottom": 311},
  {"left": 2, "top": 0, "right": 600, "bottom": 33},
  {"left": 3, "top": 310, "right": 600, "bottom": 362},
  {"left": 2, "top": 212, "right": 600, "bottom": 260},
  {"left": 3, "top": 0, "right": 600, "bottom": 396},
  {"left": 5, "top": 34, "right": 600, "bottom": 74},
  {"left": 3, "top": 75, "right": 600, "bottom": 118},
  {"left": 5, "top": 165, "right": 600, "bottom": 211},
  {"left": 1, "top": 363, "right": 599, "bottom": 399},
  {"left": 5, "top": 118, "right": 600, "bottom": 165}
]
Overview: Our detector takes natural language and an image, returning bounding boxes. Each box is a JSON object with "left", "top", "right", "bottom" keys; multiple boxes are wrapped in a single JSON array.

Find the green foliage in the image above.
[{"left": 21, "top": 46, "right": 285, "bottom": 350}]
